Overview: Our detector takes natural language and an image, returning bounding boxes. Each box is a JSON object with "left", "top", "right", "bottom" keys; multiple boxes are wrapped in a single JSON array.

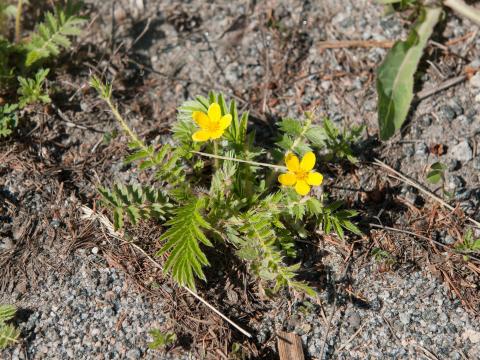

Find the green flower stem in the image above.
[
  {"left": 103, "top": 96, "right": 149, "bottom": 153},
  {"left": 15, "top": 0, "right": 23, "bottom": 43},
  {"left": 192, "top": 151, "right": 287, "bottom": 170}
]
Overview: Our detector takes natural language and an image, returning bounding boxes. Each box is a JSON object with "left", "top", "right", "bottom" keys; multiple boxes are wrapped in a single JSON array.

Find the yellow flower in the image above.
[
  {"left": 192, "top": 103, "right": 232, "bottom": 142},
  {"left": 278, "top": 152, "right": 323, "bottom": 196}
]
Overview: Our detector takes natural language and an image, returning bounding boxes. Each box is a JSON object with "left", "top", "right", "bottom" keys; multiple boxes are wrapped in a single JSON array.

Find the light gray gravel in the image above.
[
  {"left": 256, "top": 254, "right": 480, "bottom": 359},
  {"left": 1, "top": 250, "right": 185, "bottom": 360}
]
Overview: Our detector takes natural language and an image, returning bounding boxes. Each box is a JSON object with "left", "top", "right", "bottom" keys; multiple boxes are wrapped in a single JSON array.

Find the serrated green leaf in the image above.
[
  {"left": 0, "top": 323, "right": 20, "bottom": 350},
  {"left": 0, "top": 305, "right": 16, "bottom": 323},
  {"left": 113, "top": 207, "right": 124, "bottom": 230},
  {"left": 377, "top": 7, "right": 442, "bottom": 140},
  {"left": 126, "top": 206, "right": 141, "bottom": 224},
  {"left": 124, "top": 148, "right": 151, "bottom": 163}
]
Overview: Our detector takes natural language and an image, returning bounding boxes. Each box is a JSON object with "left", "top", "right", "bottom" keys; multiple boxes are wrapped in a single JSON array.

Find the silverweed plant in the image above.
[
  {"left": 0, "top": 0, "right": 85, "bottom": 137},
  {"left": 91, "top": 77, "right": 362, "bottom": 296}
]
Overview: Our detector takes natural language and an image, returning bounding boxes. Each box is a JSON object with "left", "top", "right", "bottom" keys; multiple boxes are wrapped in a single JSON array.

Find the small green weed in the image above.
[
  {"left": 0, "top": 0, "right": 85, "bottom": 137},
  {"left": 0, "top": 304, "right": 20, "bottom": 350},
  {"left": 455, "top": 229, "right": 480, "bottom": 261},
  {"left": 147, "top": 329, "right": 176, "bottom": 350}
]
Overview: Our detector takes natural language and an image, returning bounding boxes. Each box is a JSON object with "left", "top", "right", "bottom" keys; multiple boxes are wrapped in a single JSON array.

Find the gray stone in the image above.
[
  {"left": 403, "top": 144, "right": 415, "bottom": 157},
  {"left": 447, "top": 159, "right": 460, "bottom": 172},
  {"left": 348, "top": 312, "right": 361, "bottom": 329},
  {"left": 446, "top": 175, "right": 465, "bottom": 190},
  {"left": 443, "top": 235, "right": 456, "bottom": 245},
  {"left": 470, "top": 72, "right": 480, "bottom": 88},
  {"left": 126, "top": 349, "right": 141, "bottom": 359},
  {"left": 473, "top": 156, "right": 480, "bottom": 170},
  {"left": 449, "top": 140, "right": 473, "bottom": 162},
  {"left": 415, "top": 143, "right": 428, "bottom": 156},
  {"left": 439, "top": 105, "right": 457, "bottom": 121}
]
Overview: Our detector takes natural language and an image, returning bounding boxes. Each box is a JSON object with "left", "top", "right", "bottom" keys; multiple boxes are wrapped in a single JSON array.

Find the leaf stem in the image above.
[
  {"left": 192, "top": 151, "right": 287, "bottom": 170},
  {"left": 15, "top": 0, "right": 23, "bottom": 43}
]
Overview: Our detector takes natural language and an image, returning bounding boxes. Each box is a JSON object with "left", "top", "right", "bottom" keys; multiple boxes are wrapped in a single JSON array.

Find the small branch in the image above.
[
  {"left": 368, "top": 223, "right": 480, "bottom": 263},
  {"left": 444, "top": 0, "right": 480, "bottom": 26},
  {"left": 192, "top": 151, "right": 287, "bottom": 170},
  {"left": 318, "top": 39, "right": 394, "bottom": 49},
  {"left": 81, "top": 206, "right": 253, "bottom": 339},
  {"left": 318, "top": 285, "right": 336, "bottom": 359},
  {"left": 15, "top": 0, "right": 23, "bottom": 44},
  {"left": 373, "top": 158, "right": 480, "bottom": 228},
  {"left": 415, "top": 74, "right": 467, "bottom": 102}
]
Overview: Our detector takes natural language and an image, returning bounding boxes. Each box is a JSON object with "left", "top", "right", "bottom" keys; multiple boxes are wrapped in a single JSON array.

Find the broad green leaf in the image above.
[
  {"left": 426, "top": 161, "right": 446, "bottom": 184},
  {"left": 377, "top": 7, "right": 442, "bottom": 140}
]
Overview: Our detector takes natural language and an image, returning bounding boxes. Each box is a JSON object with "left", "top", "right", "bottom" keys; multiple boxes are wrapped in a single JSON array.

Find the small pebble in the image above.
[{"left": 449, "top": 140, "right": 473, "bottom": 162}]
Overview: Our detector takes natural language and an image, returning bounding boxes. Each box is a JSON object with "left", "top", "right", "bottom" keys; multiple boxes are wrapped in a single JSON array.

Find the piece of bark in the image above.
[{"left": 277, "top": 331, "right": 305, "bottom": 360}]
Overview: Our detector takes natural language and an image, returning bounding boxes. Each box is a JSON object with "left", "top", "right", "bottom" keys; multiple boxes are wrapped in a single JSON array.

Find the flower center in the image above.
[
  {"left": 207, "top": 121, "right": 220, "bottom": 132},
  {"left": 295, "top": 170, "right": 308, "bottom": 181}
]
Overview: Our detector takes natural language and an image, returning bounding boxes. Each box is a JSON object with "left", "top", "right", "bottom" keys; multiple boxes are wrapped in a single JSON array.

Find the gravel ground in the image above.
[
  {"left": 1, "top": 250, "right": 187, "bottom": 360},
  {"left": 2, "top": 0, "right": 480, "bottom": 358},
  {"left": 257, "top": 254, "right": 480, "bottom": 359}
]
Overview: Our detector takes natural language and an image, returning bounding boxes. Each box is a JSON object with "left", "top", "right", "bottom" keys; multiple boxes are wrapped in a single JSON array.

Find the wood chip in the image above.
[{"left": 277, "top": 331, "right": 305, "bottom": 360}]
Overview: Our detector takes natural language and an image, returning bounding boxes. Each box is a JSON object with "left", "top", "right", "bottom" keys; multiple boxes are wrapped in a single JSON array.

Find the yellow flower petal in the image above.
[
  {"left": 278, "top": 172, "right": 297, "bottom": 186},
  {"left": 208, "top": 103, "right": 221, "bottom": 122},
  {"left": 192, "top": 111, "right": 210, "bottom": 129},
  {"left": 285, "top": 153, "right": 300, "bottom": 172},
  {"left": 295, "top": 180, "right": 310, "bottom": 196},
  {"left": 209, "top": 129, "right": 225, "bottom": 139},
  {"left": 219, "top": 114, "right": 232, "bottom": 130},
  {"left": 307, "top": 172, "right": 323, "bottom": 186},
  {"left": 300, "top": 151, "right": 316, "bottom": 171},
  {"left": 192, "top": 130, "right": 211, "bottom": 142}
]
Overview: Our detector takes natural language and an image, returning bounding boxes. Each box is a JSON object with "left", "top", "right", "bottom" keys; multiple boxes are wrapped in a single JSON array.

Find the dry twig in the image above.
[
  {"left": 80, "top": 205, "right": 252, "bottom": 338},
  {"left": 373, "top": 159, "right": 480, "bottom": 228}
]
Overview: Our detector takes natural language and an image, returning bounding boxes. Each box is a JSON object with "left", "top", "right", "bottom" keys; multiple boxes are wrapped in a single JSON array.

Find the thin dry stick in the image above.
[
  {"left": 15, "top": 0, "right": 23, "bottom": 43},
  {"left": 335, "top": 322, "right": 367, "bottom": 353},
  {"left": 373, "top": 158, "right": 480, "bottom": 228},
  {"left": 444, "top": 0, "right": 480, "bottom": 26},
  {"left": 318, "top": 39, "right": 395, "bottom": 49},
  {"left": 415, "top": 74, "right": 467, "bottom": 102},
  {"left": 318, "top": 287, "right": 337, "bottom": 359},
  {"left": 81, "top": 205, "right": 252, "bottom": 338},
  {"left": 368, "top": 223, "right": 480, "bottom": 263}
]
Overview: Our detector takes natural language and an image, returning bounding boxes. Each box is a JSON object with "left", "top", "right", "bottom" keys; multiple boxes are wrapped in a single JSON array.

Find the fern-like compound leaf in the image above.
[
  {"left": 0, "top": 304, "right": 16, "bottom": 323},
  {"left": 99, "top": 184, "right": 170, "bottom": 230},
  {"left": 25, "top": 0, "right": 86, "bottom": 67},
  {"left": 157, "top": 197, "right": 212, "bottom": 290},
  {"left": 0, "top": 304, "right": 19, "bottom": 350},
  {"left": 0, "top": 324, "right": 19, "bottom": 349}
]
